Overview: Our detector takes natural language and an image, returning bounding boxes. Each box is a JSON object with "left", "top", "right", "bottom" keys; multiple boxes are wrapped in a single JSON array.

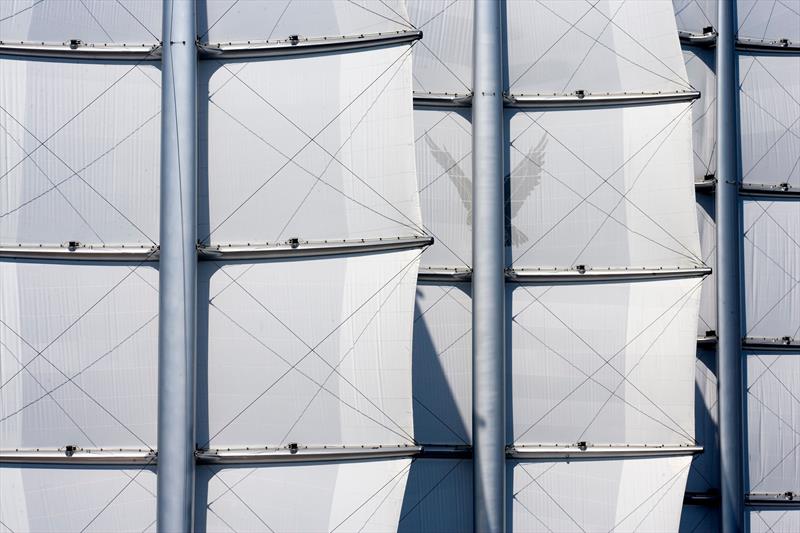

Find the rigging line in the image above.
[
  {"left": 740, "top": 90, "right": 800, "bottom": 143},
  {"left": 379, "top": 0, "right": 415, "bottom": 29},
  {"left": 417, "top": 148, "right": 471, "bottom": 194},
  {"left": 266, "top": 0, "right": 292, "bottom": 42},
  {"left": 79, "top": 0, "right": 113, "bottom": 41},
  {"left": 0, "top": 339, "right": 97, "bottom": 448},
  {"left": 513, "top": 279, "right": 702, "bottom": 442},
  {"left": 272, "top": 44, "right": 412, "bottom": 243},
  {"left": 139, "top": 519, "right": 156, "bottom": 533},
  {"left": 211, "top": 474, "right": 276, "bottom": 533},
  {"left": 762, "top": 0, "right": 779, "bottom": 41},
  {"left": 753, "top": 511, "right": 782, "bottom": 533},
  {"left": 0, "top": 518, "right": 16, "bottom": 533},
  {"left": 412, "top": 71, "right": 429, "bottom": 93},
  {"left": 207, "top": 101, "right": 424, "bottom": 240},
  {"left": 760, "top": 359, "right": 800, "bottom": 409},
  {"left": 201, "top": 250, "right": 423, "bottom": 448},
  {"left": 0, "top": 46, "right": 161, "bottom": 187},
  {"left": 744, "top": 199, "right": 778, "bottom": 235},
  {"left": 538, "top": 0, "right": 695, "bottom": 92},
  {"left": 0, "top": 314, "right": 158, "bottom": 424},
  {"left": 745, "top": 234, "right": 800, "bottom": 286},
  {"left": 754, "top": 56, "right": 800, "bottom": 108},
  {"left": 413, "top": 396, "right": 469, "bottom": 445},
  {"left": 779, "top": 0, "right": 800, "bottom": 16},
  {"left": 198, "top": 0, "right": 240, "bottom": 41},
  {"left": 737, "top": 0, "right": 761, "bottom": 34},
  {"left": 398, "top": 459, "right": 465, "bottom": 522},
  {"left": 513, "top": 462, "right": 561, "bottom": 498},
  {"left": 508, "top": 0, "right": 602, "bottom": 90},
  {"left": 512, "top": 314, "right": 698, "bottom": 445},
  {"left": 206, "top": 507, "right": 238, "bottom": 533},
  {"left": 631, "top": 466, "right": 690, "bottom": 532},
  {"left": 513, "top": 496, "right": 556, "bottom": 533},
  {"left": 691, "top": 95, "right": 715, "bottom": 128},
  {"left": 0, "top": 247, "right": 159, "bottom": 392},
  {"left": 216, "top": 53, "right": 427, "bottom": 239},
  {"left": 608, "top": 462, "right": 692, "bottom": 532},
  {"left": 746, "top": 278, "right": 800, "bottom": 335},
  {"left": 0, "top": 121, "right": 104, "bottom": 244},
  {"left": 747, "top": 390, "right": 800, "bottom": 440},
  {"left": 421, "top": 223, "right": 471, "bottom": 267},
  {"left": 565, "top": 99, "right": 698, "bottom": 267},
  {"left": 512, "top": 103, "right": 703, "bottom": 266},
  {"left": 216, "top": 258, "right": 418, "bottom": 446},
  {"left": 330, "top": 459, "right": 415, "bottom": 533},
  {"left": 414, "top": 112, "right": 453, "bottom": 143},
  {"left": 344, "top": 0, "right": 414, "bottom": 30},
  {"left": 358, "top": 467, "right": 407, "bottom": 533},
  {"left": 0, "top": 107, "right": 161, "bottom": 245},
  {"left": 78, "top": 458, "right": 156, "bottom": 533},
  {"left": 703, "top": 139, "right": 717, "bottom": 177},
  {"left": 527, "top": 475, "right": 587, "bottom": 533},
  {"left": 584, "top": 0, "right": 695, "bottom": 90},
  {"left": 0, "top": 0, "right": 44, "bottom": 23},
  {"left": 693, "top": 0, "right": 714, "bottom": 27},
  {"left": 430, "top": 328, "right": 470, "bottom": 360},
  {"left": 416, "top": 0, "right": 459, "bottom": 30},
  {"left": 114, "top": 0, "right": 159, "bottom": 41},
  {"left": 203, "top": 45, "right": 425, "bottom": 241},
  {"left": 441, "top": 283, "right": 471, "bottom": 313},
  {"left": 738, "top": 55, "right": 760, "bottom": 90},
  {"left": 748, "top": 432, "right": 800, "bottom": 492},
  {"left": 417, "top": 39, "right": 471, "bottom": 92},
  {"left": 746, "top": 355, "right": 785, "bottom": 396},
  {"left": 414, "top": 286, "right": 456, "bottom": 323}
]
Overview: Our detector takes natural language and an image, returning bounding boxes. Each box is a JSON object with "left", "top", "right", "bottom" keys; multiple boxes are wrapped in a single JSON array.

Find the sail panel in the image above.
[
  {"left": 696, "top": 194, "right": 716, "bottom": 336},
  {"left": 683, "top": 46, "right": 717, "bottom": 182},
  {"left": 201, "top": 250, "right": 419, "bottom": 449},
  {"left": 198, "top": 458, "right": 410, "bottom": 533},
  {"left": 510, "top": 278, "right": 700, "bottom": 447},
  {"left": 0, "top": 260, "right": 158, "bottom": 449},
  {"left": 507, "top": 104, "right": 701, "bottom": 269},
  {"left": 0, "top": 466, "right": 156, "bottom": 532},
  {"left": 397, "top": 458, "right": 472, "bottom": 532},
  {"left": 737, "top": 0, "right": 800, "bottom": 44},
  {"left": 673, "top": 0, "right": 717, "bottom": 34},
  {"left": 749, "top": 510, "right": 800, "bottom": 532},
  {"left": 201, "top": 44, "right": 421, "bottom": 245},
  {"left": 0, "top": 0, "right": 161, "bottom": 43},
  {"left": 507, "top": 0, "right": 691, "bottom": 95},
  {"left": 0, "top": 58, "right": 161, "bottom": 246},
  {"left": 511, "top": 456, "right": 691, "bottom": 532}
]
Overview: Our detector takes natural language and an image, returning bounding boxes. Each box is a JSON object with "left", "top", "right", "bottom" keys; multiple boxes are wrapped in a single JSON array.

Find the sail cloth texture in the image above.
[
  {"left": 199, "top": 0, "right": 413, "bottom": 45},
  {"left": 511, "top": 456, "right": 692, "bottom": 532},
  {"left": 507, "top": 0, "right": 691, "bottom": 95},
  {"left": 746, "top": 351, "right": 800, "bottom": 495},
  {"left": 200, "top": 44, "right": 421, "bottom": 245},
  {"left": 510, "top": 279, "right": 700, "bottom": 447},
  {"left": 0, "top": 58, "right": 161, "bottom": 245},
  {"left": 743, "top": 199, "right": 800, "bottom": 339},
  {"left": 737, "top": 0, "right": 800, "bottom": 44},
  {"left": 0, "top": 0, "right": 161, "bottom": 43},
  {"left": 201, "top": 249, "right": 419, "bottom": 449},
  {"left": 683, "top": 45, "right": 717, "bottom": 181},
  {"left": 198, "top": 459, "right": 410, "bottom": 533},
  {"left": 696, "top": 194, "right": 716, "bottom": 336},
  {"left": 749, "top": 509, "right": 800, "bottom": 533},
  {"left": 739, "top": 54, "right": 800, "bottom": 189},
  {"left": 0, "top": 260, "right": 159, "bottom": 450},
  {"left": 506, "top": 103, "right": 701, "bottom": 269},
  {"left": 672, "top": 0, "right": 717, "bottom": 33},
  {"left": 0, "top": 465, "right": 157, "bottom": 532}
]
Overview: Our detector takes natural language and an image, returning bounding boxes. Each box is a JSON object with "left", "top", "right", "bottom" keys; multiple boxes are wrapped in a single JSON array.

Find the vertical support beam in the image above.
[
  {"left": 157, "top": 1, "right": 197, "bottom": 531},
  {"left": 716, "top": 0, "right": 744, "bottom": 531},
  {"left": 472, "top": 1, "right": 505, "bottom": 531}
]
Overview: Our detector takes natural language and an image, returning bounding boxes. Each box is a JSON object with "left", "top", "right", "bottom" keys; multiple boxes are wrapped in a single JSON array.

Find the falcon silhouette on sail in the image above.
[{"left": 424, "top": 133, "right": 546, "bottom": 246}]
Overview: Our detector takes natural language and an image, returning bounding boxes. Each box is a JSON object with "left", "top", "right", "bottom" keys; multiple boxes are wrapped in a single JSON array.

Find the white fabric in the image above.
[
  {"left": 201, "top": 44, "right": 421, "bottom": 245},
  {"left": 507, "top": 104, "right": 702, "bottom": 269},
  {"left": 739, "top": 54, "right": 800, "bottom": 189},
  {"left": 507, "top": 0, "right": 691, "bottom": 94},
  {"left": 510, "top": 279, "right": 700, "bottom": 446},
  {"left": 0, "top": 59, "right": 161, "bottom": 245},
  {"left": 408, "top": 0, "right": 472, "bottom": 95},
  {"left": 749, "top": 509, "right": 800, "bottom": 533},
  {"left": 0, "top": 466, "right": 156, "bottom": 532},
  {"left": 679, "top": 504, "right": 719, "bottom": 532},
  {"left": 0, "top": 261, "right": 158, "bottom": 449},
  {"left": 696, "top": 194, "right": 716, "bottom": 336},
  {"left": 200, "top": 459, "right": 410, "bottom": 533},
  {"left": 201, "top": 250, "right": 419, "bottom": 448},
  {"left": 412, "top": 282, "right": 471, "bottom": 445},
  {"left": 396, "top": 458, "right": 472, "bottom": 532},
  {"left": 738, "top": 0, "right": 800, "bottom": 44},
  {"left": 688, "top": 347, "right": 719, "bottom": 492},
  {"left": 673, "top": 0, "right": 717, "bottom": 33},
  {"left": 683, "top": 45, "right": 717, "bottom": 181},
  {"left": 414, "top": 107, "right": 472, "bottom": 269},
  {"left": 0, "top": 0, "right": 161, "bottom": 43},
  {"left": 512, "top": 456, "right": 691, "bottom": 532},
  {"left": 200, "top": 0, "right": 412, "bottom": 44},
  {"left": 743, "top": 199, "right": 800, "bottom": 339},
  {"left": 746, "top": 352, "right": 800, "bottom": 493}
]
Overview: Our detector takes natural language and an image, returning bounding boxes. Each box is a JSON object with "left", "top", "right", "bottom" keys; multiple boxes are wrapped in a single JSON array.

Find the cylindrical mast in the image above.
[
  {"left": 472, "top": 1, "right": 506, "bottom": 531},
  {"left": 157, "top": 1, "right": 198, "bottom": 530},
  {"left": 716, "top": 0, "right": 744, "bottom": 531}
]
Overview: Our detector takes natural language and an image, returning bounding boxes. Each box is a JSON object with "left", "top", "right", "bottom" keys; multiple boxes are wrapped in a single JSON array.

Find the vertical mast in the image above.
[
  {"left": 157, "top": 0, "right": 198, "bottom": 530},
  {"left": 472, "top": 1, "right": 505, "bottom": 531},
  {"left": 716, "top": 0, "right": 744, "bottom": 530}
]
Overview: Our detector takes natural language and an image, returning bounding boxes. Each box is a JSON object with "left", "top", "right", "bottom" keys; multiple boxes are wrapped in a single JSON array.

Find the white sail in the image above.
[
  {"left": 683, "top": 46, "right": 717, "bottom": 181},
  {"left": 673, "top": 0, "right": 717, "bottom": 34},
  {"left": 749, "top": 509, "right": 800, "bottom": 532},
  {"left": 737, "top": 0, "right": 800, "bottom": 44}
]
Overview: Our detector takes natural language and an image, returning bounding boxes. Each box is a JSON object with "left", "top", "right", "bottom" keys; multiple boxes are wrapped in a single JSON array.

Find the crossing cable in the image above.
[
  {"left": 198, "top": 0, "right": 240, "bottom": 42},
  {"left": 674, "top": 0, "right": 714, "bottom": 28},
  {"left": 344, "top": 0, "right": 414, "bottom": 30},
  {"left": 415, "top": 0, "right": 460, "bottom": 31},
  {"left": 0, "top": 105, "right": 160, "bottom": 244},
  {"left": 358, "top": 466, "right": 407, "bottom": 532},
  {"left": 205, "top": 258, "right": 418, "bottom": 446},
  {"left": 378, "top": 0, "right": 415, "bottom": 29},
  {"left": 521, "top": 465, "right": 587, "bottom": 533},
  {"left": 203, "top": 44, "right": 426, "bottom": 242},
  {"left": 513, "top": 278, "right": 703, "bottom": 443},
  {"left": 201, "top": 250, "right": 424, "bottom": 448},
  {"left": 0, "top": 45, "right": 162, "bottom": 186},
  {"left": 745, "top": 392, "right": 800, "bottom": 492},
  {"left": 397, "top": 459, "right": 465, "bottom": 524},
  {"left": 215, "top": 55, "right": 426, "bottom": 238},
  {"left": 416, "top": 39, "right": 471, "bottom": 93},
  {"left": 114, "top": 0, "right": 160, "bottom": 41},
  {"left": 209, "top": 469, "right": 276, "bottom": 533},
  {"left": 509, "top": 103, "right": 704, "bottom": 267},
  {"left": 413, "top": 395, "right": 469, "bottom": 445},
  {"left": 0, "top": 0, "right": 44, "bottom": 24}
]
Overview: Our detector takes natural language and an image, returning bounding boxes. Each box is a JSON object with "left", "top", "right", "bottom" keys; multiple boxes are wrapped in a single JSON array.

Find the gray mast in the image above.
[
  {"left": 716, "top": 0, "right": 744, "bottom": 530},
  {"left": 157, "top": 0, "right": 198, "bottom": 530},
  {"left": 472, "top": 1, "right": 506, "bottom": 531}
]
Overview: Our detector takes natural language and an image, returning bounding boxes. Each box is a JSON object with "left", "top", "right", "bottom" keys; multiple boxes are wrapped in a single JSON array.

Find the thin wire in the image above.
[
  {"left": 358, "top": 469, "right": 407, "bottom": 532},
  {"left": 761, "top": 0, "right": 779, "bottom": 40},
  {"left": 513, "top": 495, "right": 555, "bottom": 533},
  {"left": 344, "top": 0, "right": 413, "bottom": 30},
  {"left": 523, "top": 471, "right": 586, "bottom": 532},
  {"left": 379, "top": 0, "right": 415, "bottom": 28},
  {"left": 398, "top": 460, "right": 464, "bottom": 522},
  {"left": 114, "top": 0, "right": 159, "bottom": 41},
  {"left": 0, "top": 0, "right": 44, "bottom": 23},
  {"left": 79, "top": 460, "right": 156, "bottom": 533},
  {"left": 416, "top": 0, "right": 459, "bottom": 30},
  {"left": 417, "top": 39, "right": 471, "bottom": 92},
  {"left": 413, "top": 396, "right": 469, "bottom": 445},
  {"left": 198, "top": 0, "right": 240, "bottom": 41},
  {"left": 210, "top": 473, "right": 276, "bottom": 533}
]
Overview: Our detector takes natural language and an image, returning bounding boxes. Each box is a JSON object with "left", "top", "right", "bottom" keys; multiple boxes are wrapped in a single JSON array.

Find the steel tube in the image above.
[
  {"left": 157, "top": 1, "right": 198, "bottom": 531},
  {"left": 472, "top": 1, "right": 506, "bottom": 531},
  {"left": 716, "top": 0, "right": 744, "bottom": 531}
]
